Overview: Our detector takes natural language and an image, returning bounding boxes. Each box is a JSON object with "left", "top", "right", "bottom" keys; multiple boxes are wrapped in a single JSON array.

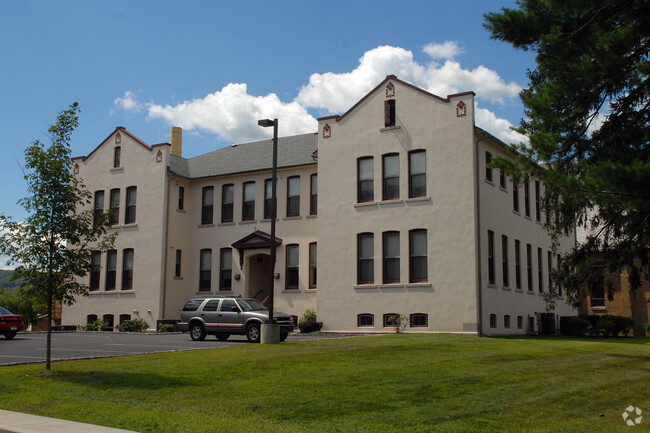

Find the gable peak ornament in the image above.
[
  {"left": 322, "top": 123, "right": 331, "bottom": 139},
  {"left": 456, "top": 100, "right": 467, "bottom": 118},
  {"left": 386, "top": 82, "right": 395, "bottom": 98}
]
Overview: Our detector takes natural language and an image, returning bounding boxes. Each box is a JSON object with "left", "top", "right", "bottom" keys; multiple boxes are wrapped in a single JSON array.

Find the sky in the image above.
[{"left": 0, "top": 0, "right": 533, "bottom": 266}]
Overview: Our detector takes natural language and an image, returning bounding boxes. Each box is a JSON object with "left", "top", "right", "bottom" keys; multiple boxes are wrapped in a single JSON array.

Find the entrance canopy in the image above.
[{"left": 231, "top": 230, "right": 283, "bottom": 267}]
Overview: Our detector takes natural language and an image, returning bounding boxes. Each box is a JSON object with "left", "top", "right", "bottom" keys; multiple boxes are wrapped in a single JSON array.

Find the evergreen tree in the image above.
[
  {"left": 0, "top": 103, "right": 116, "bottom": 370},
  {"left": 484, "top": 0, "right": 649, "bottom": 307}
]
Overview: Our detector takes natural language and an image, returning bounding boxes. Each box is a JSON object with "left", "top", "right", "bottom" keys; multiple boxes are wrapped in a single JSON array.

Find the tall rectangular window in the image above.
[
  {"left": 264, "top": 179, "right": 273, "bottom": 219},
  {"left": 219, "top": 248, "right": 232, "bottom": 291},
  {"left": 557, "top": 254, "right": 562, "bottom": 296},
  {"left": 201, "top": 186, "right": 214, "bottom": 225},
  {"left": 485, "top": 152, "right": 493, "bottom": 182},
  {"left": 113, "top": 147, "right": 121, "bottom": 168},
  {"left": 487, "top": 230, "right": 495, "bottom": 285},
  {"left": 242, "top": 182, "right": 255, "bottom": 221},
  {"left": 221, "top": 184, "right": 234, "bottom": 223},
  {"left": 546, "top": 251, "right": 553, "bottom": 292},
  {"left": 109, "top": 189, "right": 120, "bottom": 226},
  {"left": 524, "top": 180, "right": 531, "bottom": 217},
  {"left": 357, "top": 233, "right": 374, "bottom": 284},
  {"left": 93, "top": 191, "right": 104, "bottom": 226},
  {"left": 90, "top": 251, "right": 101, "bottom": 291},
  {"left": 175, "top": 250, "right": 182, "bottom": 278},
  {"left": 309, "top": 242, "right": 317, "bottom": 289},
  {"left": 589, "top": 269, "right": 605, "bottom": 307},
  {"left": 199, "top": 249, "right": 212, "bottom": 291},
  {"left": 122, "top": 249, "right": 134, "bottom": 290},
  {"left": 125, "top": 186, "right": 137, "bottom": 224},
  {"left": 358, "top": 157, "right": 374, "bottom": 203},
  {"left": 514, "top": 240, "right": 521, "bottom": 289},
  {"left": 502, "top": 235, "right": 509, "bottom": 287},
  {"left": 286, "top": 245, "right": 299, "bottom": 289},
  {"left": 383, "top": 153, "right": 399, "bottom": 200},
  {"left": 310, "top": 174, "right": 318, "bottom": 215},
  {"left": 513, "top": 183, "right": 519, "bottom": 213},
  {"left": 499, "top": 170, "right": 506, "bottom": 189},
  {"left": 535, "top": 180, "right": 541, "bottom": 221},
  {"left": 409, "top": 150, "right": 426, "bottom": 198},
  {"left": 385, "top": 99, "right": 396, "bottom": 127},
  {"left": 287, "top": 176, "right": 300, "bottom": 217},
  {"left": 383, "top": 231, "right": 400, "bottom": 284},
  {"left": 526, "top": 243, "right": 533, "bottom": 291},
  {"left": 106, "top": 250, "right": 117, "bottom": 291},
  {"left": 537, "top": 247, "right": 543, "bottom": 293},
  {"left": 178, "top": 186, "right": 184, "bottom": 210},
  {"left": 409, "top": 229, "right": 428, "bottom": 283}
]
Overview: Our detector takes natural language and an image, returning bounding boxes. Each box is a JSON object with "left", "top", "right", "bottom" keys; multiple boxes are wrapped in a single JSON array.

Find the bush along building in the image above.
[{"left": 64, "top": 75, "right": 576, "bottom": 335}]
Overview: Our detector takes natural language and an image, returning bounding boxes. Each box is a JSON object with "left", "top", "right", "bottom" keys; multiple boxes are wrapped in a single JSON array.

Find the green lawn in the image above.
[{"left": 1, "top": 334, "right": 648, "bottom": 432}]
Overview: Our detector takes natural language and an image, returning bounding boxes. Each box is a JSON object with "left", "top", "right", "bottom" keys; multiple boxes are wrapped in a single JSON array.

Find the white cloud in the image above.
[
  {"left": 422, "top": 41, "right": 464, "bottom": 60},
  {"left": 113, "top": 90, "right": 142, "bottom": 112},
  {"left": 114, "top": 43, "right": 524, "bottom": 146},
  {"left": 475, "top": 105, "right": 528, "bottom": 146},
  {"left": 145, "top": 83, "right": 317, "bottom": 142}
]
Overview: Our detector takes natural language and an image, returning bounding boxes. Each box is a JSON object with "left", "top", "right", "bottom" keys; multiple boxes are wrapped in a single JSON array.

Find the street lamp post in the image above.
[{"left": 257, "top": 118, "right": 280, "bottom": 344}]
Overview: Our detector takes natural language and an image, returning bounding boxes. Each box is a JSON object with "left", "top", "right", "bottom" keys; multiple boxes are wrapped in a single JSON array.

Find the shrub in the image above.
[
  {"left": 83, "top": 319, "right": 102, "bottom": 331},
  {"left": 117, "top": 319, "right": 149, "bottom": 333},
  {"left": 564, "top": 314, "right": 634, "bottom": 337},
  {"left": 157, "top": 323, "right": 175, "bottom": 333},
  {"left": 387, "top": 314, "right": 408, "bottom": 333},
  {"left": 565, "top": 316, "right": 590, "bottom": 336},
  {"left": 298, "top": 309, "right": 322, "bottom": 333}
]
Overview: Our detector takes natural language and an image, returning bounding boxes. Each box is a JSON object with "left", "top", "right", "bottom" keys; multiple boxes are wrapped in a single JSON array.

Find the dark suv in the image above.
[{"left": 178, "top": 297, "right": 295, "bottom": 343}]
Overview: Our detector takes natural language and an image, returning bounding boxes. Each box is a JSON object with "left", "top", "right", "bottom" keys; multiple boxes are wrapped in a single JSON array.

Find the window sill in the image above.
[
  {"left": 405, "top": 282, "right": 432, "bottom": 288},
  {"left": 122, "top": 223, "right": 137, "bottom": 228},
  {"left": 379, "top": 199, "right": 404, "bottom": 206},
  {"left": 527, "top": 290, "right": 535, "bottom": 295},
  {"left": 405, "top": 196, "right": 431, "bottom": 204},
  {"left": 487, "top": 283, "right": 497, "bottom": 289},
  {"left": 515, "top": 288, "right": 523, "bottom": 293},
  {"left": 218, "top": 221, "right": 235, "bottom": 226},
  {"left": 512, "top": 210, "right": 520, "bottom": 216},
  {"left": 379, "top": 283, "right": 404, "bottom": 289},
  {"left": 306, "top": 214, "right": 317, "bottom": 219},
  {"left": 173, "top": 276, "right": 183, "bottom": 280},
  {"left": 306, "top": 288, "right": 317, "bottom": 292},
  {"left": 591, "top": 306, "right": 607, "bottom": 311},
  {"left": 354, "top": 201, "right": 377, "bottom": 208},
  {"left": 499, "top": 186, "right": 508, "bottom": 193},
  {"left": 502, "top": 286, "right": 511, "bottom": 291},
  {"left": 282, "top": 289, "right": 300, "bottom": 293},
  {"left": 110, "top": 167, "right": 124, "bottom": 173},
  {"left": 196, "top": 290, "right": 213, "bottom": 295},
  {"left": 283, "top": 216, "right": 302, "bottom": 221},
  {"left": 354, "top": 284, "right": 378, "bottom": 289},
  {"left": 380, "top": 125, "right": 401, "bottom": 132},
  {"left": 176, "top": 209, "right": 186, "bottom": 213},
  {"left": 239, "top": 220, "right": 257, "bottom": 225},
  {"left": 120, "top": 290, "right": 135, "bottom": 294},
  {"left": 198, "top": 224, "right": 215, "bottom": 228},
  {"left": 260, "top": 218, "right": 278, "bottom": 222},
  {"left": 484, "top": 179, "right": 494, "bottom": 186}
]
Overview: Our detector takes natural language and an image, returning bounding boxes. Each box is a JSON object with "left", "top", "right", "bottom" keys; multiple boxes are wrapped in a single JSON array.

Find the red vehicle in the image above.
[{"left": 0, "top": 307, "right": 24, "bottom": 339}]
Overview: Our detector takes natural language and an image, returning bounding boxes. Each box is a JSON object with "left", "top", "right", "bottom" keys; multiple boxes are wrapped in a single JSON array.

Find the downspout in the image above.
[
  {"left": 159, "top": 170, "right": 172, "bottom": 327},
  {"left": 474, "top": 136, "right": 484, "bottom": 336}
]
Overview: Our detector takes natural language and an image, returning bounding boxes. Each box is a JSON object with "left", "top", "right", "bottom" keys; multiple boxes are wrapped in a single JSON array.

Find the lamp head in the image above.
[{"left": 258, "top": 119, "right": 275, "bottom": 127}]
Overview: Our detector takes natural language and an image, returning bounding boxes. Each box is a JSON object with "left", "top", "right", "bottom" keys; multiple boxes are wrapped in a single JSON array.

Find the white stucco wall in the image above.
[{"left": 317, "top": 78, "right": 480, "bottom": 333}]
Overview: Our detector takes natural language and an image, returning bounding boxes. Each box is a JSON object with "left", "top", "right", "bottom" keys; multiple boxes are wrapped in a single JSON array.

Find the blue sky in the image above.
[{"left": 0, "top": 0, "right": 532, "bottom": 229}]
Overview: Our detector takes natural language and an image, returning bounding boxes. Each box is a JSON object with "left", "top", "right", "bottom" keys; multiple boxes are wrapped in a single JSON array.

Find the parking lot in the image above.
[{"left": 0, "top": 331, "right": 359, "bottom": 366}]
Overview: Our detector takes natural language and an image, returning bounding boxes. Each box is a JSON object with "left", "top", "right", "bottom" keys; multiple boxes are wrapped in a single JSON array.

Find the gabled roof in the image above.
[
  {"left": 72, "top": 126, "right": 168, "bottom": 162},
  {"left": 169, "top": 133, "right": 318, "bottom": 179},
  {"left": 318, "top": 75, "right": 475, "bottom": 123}
]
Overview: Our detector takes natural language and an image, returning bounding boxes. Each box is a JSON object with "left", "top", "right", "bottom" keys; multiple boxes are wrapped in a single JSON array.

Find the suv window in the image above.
[
  {"left": 220, "top": 299, "right": 238, "bottom": 312},
  {"left": 237, "top": 298, "right": 267, "bottom": 311},
  {"left": 202, "top": 299, "right": 220, "bottom": 312},
  {"left": 182, "top": 299, "right": 204, "bottom": 312}
]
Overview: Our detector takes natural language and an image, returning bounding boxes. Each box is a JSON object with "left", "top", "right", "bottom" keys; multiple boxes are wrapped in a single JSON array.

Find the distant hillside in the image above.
[{"left": 0, "top": 269, "right": 23, "bottom": 290}]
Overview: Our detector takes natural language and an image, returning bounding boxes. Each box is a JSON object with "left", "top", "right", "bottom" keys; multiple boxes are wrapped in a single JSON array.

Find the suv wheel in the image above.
[
  {"left": 246, "top": 323, "right": 260, "bottom": 343},
  {"left": 3, "top": 331, "right": 17, "bottom": 340},
  {"left": 280, "top": 332, "right": 288, "bottom": 342},
  {"left": 215, "top": 333, "right": 230, "bottom": 341},
  {"left": 189, "top": 322, "right": 206, "bottom": 341}
]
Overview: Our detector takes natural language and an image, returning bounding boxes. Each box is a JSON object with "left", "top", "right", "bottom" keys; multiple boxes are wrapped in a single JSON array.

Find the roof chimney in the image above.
[{"left": 170, "top": 127, "right": 182, "bottom": 157}]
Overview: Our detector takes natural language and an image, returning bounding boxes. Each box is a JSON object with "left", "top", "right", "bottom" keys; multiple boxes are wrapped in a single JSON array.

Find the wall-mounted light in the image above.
[
  {"left": 274, "top": 273, "right": 280, "bottom": 280},
  {"left": 234, "top": 273, "right": 241, "bottom": 280}
]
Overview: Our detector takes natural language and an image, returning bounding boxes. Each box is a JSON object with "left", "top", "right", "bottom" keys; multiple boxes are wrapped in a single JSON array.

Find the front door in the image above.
[{"left": 246, "top": 253, "right": 272, "bottom": 305}]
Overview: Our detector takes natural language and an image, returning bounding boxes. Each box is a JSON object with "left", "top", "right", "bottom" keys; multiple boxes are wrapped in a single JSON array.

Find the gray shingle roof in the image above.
[{"left": 169, "top": 133, "right": 318, "bottom": 179}]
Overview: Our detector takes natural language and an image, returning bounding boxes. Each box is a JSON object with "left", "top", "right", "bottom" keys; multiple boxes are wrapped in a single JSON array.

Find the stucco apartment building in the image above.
[{"left": 64, "top": 75, "right": 575, "bottom": 335}]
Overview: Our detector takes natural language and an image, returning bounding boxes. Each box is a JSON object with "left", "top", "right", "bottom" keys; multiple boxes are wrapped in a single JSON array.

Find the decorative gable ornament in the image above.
[
  {"left": 115, "top": 131, "right": 122, "bottom": 144},
  {"left": 456, "top": 101, "right": 467, "bottom": 118},
  {"left": 386, "top": 82, "right": 395, "bottom": 98},
  {"left": 156, "top": 149, "right": 163, "bottom": 163},
  {"left": 73, "top": 163, "right": 80, "bottom": 174},
  {"left": 322, "top": 123, "right": 331, "bottom": 139}
]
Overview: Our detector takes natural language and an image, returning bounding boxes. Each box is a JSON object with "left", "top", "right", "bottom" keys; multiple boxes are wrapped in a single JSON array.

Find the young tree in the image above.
[
  {"left": 0, "top": 103, "right": 116, "bottom": 370},
  {"left": 484, "top": 1, "right": 649, "bottom": 308}
]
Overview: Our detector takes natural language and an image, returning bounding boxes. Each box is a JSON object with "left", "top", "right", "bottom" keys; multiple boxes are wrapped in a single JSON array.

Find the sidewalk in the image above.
[{"left": 0, "top": 409, "right": 139, "bottom": 433}]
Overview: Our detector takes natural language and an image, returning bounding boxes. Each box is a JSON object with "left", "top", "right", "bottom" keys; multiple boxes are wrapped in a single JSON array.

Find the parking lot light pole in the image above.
[{"left": 257, "top": 118, "right": 280, "bottom": 344}]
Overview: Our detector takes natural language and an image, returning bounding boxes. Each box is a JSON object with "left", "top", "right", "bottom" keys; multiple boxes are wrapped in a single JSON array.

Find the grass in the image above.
[{"left": 1, "top": 334, "right": 648, "bottom": 432}]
